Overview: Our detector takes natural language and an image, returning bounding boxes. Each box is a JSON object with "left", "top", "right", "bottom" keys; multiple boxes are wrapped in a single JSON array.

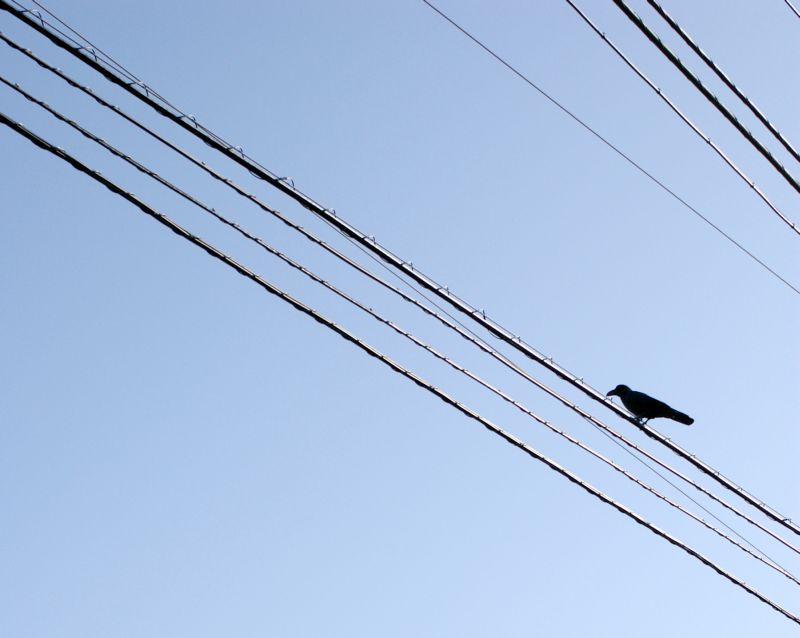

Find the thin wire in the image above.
[
  {"left": 415, "top": 0, "right": 800, "bottom": 530},
  {"left": 564, "top": 0, "right": 800, "bottom": 236},
  {"left": 645, "top": 0, "right": 800, "bottom": 166},
  {"left": 15, "top": 75, "right": 799, "bottom": 584},
  {"left": 0, "top": 31, "right": 522, "bottom": 384},
  {"left": 613, "top": 0, "right": 800, "bottom": 195},
  {"left": 28, "top": 0, "right": 140, "bottom": 84},
  {"left": 416, "top": 1, "right": 800, "bottom": 295},
  {"left": 6, "top": 0, "right": 799, "bottom": 536},
  {"left": 11, "top": 73, "right": 797, "bottom": 582},
  {"left": 4, "top": 112, "right": 799, "bottom": 626},
  {"left": 7, "top": 33, "right": 799, "bottom": 561}
]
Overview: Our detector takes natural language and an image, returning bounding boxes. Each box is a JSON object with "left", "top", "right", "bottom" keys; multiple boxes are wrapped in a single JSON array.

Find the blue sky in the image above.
[{"left": 2, "top": 1, "right": 799, "bottom": 635}]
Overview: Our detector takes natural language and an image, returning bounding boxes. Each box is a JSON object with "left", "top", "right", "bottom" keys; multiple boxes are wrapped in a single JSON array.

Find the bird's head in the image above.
[{"left": 606, "top": 384, "right": 630, "bottom": 398}]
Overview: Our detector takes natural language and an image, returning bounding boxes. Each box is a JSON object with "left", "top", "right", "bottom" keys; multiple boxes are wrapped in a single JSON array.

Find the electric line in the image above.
[
  {"left": 27, "top": 0, "right": 140, "bottom": 85},
  {"left": 563, "top": 0, "right": 800, "bottom": 237},
  {"left": 0, "top": 31, "right": 538, "bottom": 387},
  {"left": 5, "top": 42, "right": 797, "bottom": 563},
  {"left": 411, "top": 0, "right": 800, "bottom": 530},
  {"left": 10, "top": 72, "right": 796, "bottom": 582},
  {"left": 784, "top": 0, "right": 800, "bottom": 20},
  {"left": 6, "top": 8, "right": 798, "bottom": 305},
  {"left": 3, "top": 111, "right": 798, "bottom": 626},
  {"left": 645, "top": 0, "right": 800, "bottom": 166},
  {"left": 319, "top": 212, "right": 800, "bottom": 559},
  {"left": 415, "top": 0, "right": 800, "bottom": 296},
  {"left": 6, "top": 0, "right": 798, "bottom": 537},
  {"left": 613, "top": 0, "right": 800, "bottom": 194}
]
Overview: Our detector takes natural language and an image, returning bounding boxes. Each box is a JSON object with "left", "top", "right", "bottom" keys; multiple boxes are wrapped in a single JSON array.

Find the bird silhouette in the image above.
[{"left": 606, "top": 384, "right": 694, "bottom": 425}]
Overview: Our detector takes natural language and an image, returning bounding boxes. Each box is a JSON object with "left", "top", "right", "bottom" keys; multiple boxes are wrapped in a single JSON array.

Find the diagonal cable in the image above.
[
  {"left": 563, "top": 0, "right": 800, "bottom": 236},
  {"left": 784, "top": 0, "right": 800, "bottom": 20},
  {"left": 5, "top": 0, "right": 798, "bottom": 536},
  {"left": 6, "top": 33, "right": 800, "bottom": 559},
  {"left": 414, "top": 1, "right": 800, "bottom": 295},
  {"left": 645, "top": 0, "right": 800, "bottom": 165},
  {"left": 3, "top": 111, "right": 799, "bottom": 626},
  {"left": 612, "top": 0, "right": 800, "bottom": 191},
  {"left": 7, "top": 72, "right": 798, "bottom": 583}
]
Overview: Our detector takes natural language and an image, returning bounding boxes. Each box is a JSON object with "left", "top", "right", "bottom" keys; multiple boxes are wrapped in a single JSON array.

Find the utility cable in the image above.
[
  {"left": 27, "top": 0, "right": 140, "bottom": 85},
  {"left": 6, "top": 0, "right": 798, "bottom": 536},
  {"left": 645, "top": 0, "right": 800, "bottom": 166},
  {"left": 6, "top": 33, "right": 799, "bottom": 560},
  {"left": 413, "top": 1, "right": 800, "bottom": 531},
  {"left": 9, "top": 73, "right": 796, "bottom": 582},
  {"left": 3, "top": 111, "right": 798, "bottom": 626},
  {"left": 612, "top": 0, "right": 800, "bottom": 195},
  {"left": 319, "top": 209, "right": 800, "bottom": 559},
  {"left": 415, "top": 1, "right": 800, "bottom": 295},
  {"left": 564, "top": 0, "right": 800, "bottom": 237},
  {"left": 784, "top": 0, "right": 800, "bottom": 20}
]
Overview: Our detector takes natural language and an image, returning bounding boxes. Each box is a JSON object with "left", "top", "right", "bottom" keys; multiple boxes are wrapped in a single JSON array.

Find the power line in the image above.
[
  {"left": 411, "top": 0, "right": 800, "bottom": 530},
  {"left": 3, "top": 111, "right": 798, "bottom": 626},
  {"left": 0, "top": 31, "right": 544, "bottom": 400},
  {"left": 10, "top": 72, "right": 796, "bottom": 582},
  {"left": 784, "top": 0, "right": 800, "bottom": 20},
  {"left": 563, "top": 0, "right": 800, "bottom": 237},
  {"left": 645, "top": 0, "right": 800, "bottom": 166},
  {"left": 417, "top": 0, "right": 800, "bottom": 295},
  {"left": 26, "top": 0, "right": 139, "bottom": 85},
  {"left": 6, "top": 0, "right": 798, "bottom": 538},
  {"left": 5, "top": 40, "right": 797, "bottom": 562},
  {"left": 613, "top": 0, "right": 800, "bottom": 194}
]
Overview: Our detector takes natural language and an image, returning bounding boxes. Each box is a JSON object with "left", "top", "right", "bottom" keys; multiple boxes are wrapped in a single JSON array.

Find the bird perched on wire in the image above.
[{"left": 606, "top": 384, "right": 694, "bottom": 425}]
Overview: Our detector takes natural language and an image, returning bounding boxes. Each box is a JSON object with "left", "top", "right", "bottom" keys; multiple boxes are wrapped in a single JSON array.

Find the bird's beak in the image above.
[{"left": 606, "top": 389, "right": 617, "bottom": 397}]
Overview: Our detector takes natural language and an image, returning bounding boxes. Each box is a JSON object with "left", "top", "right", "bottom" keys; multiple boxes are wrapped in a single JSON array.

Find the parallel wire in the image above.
[
  {"left": 645, "top": 0, "right": 800, "bottom": 165},
  {"left": 416, "top": 0, "right": 800, "bottom": 296},
  {"left": 5, "top": 0, "right": 799, "bottom": 537},
  {"left": 612, "top": 0, "right": 800, "bottom": 194},
  {"left": 11, "top": 76, "right": 798, "bottom": 585},
  {"left": 3, "top": 111, "right": 799, "bottom": 627},
  {"left": 412, "top": 0, "right": 800, "bottom": 529},
  {"left": 9, "top": 73, "right": 798, "bottom": 583},
  {"left": 563, "top": 0, "right": 800, "bottom": 236},
  {"left": 7, "top": 32, "right": 800, "bottom": 560},
  {"left": 27, "top": 0, "right": 140, "bottom": 84}
]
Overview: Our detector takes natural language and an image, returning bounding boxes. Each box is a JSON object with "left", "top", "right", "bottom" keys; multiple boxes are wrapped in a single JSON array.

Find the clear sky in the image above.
[{"left": 2, "top": 1, "right": 799, "bottom": 635}]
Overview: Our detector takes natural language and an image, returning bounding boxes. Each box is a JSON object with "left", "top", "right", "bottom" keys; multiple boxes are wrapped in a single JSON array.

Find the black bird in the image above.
[{"left": 606, "top": 384, "right": 694, "bottom": 425}]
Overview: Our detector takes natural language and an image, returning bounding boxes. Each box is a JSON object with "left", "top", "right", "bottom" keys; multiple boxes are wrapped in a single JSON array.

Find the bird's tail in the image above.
[{"left": 668, "top": 409, "right": 694, "bottom": 426}]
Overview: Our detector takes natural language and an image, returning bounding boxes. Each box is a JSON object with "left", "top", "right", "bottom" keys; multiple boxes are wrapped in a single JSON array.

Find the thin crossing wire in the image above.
[
  {"left": 26, "top": 0, "right": 139, "bottom": 85},
  {"left": 3, "top": 112, "right": 799, "bottom": 627},
  {"left": 563, "top": 0, "right": 800, "bottom": 237},
  {"left": 645, "top": 0, "right": 800, "bottom": 165},
  {"left": 5, "top": 0, "right": 799, "bottom": 537},
  {"left": 612, "top": 0, "right": 800, "bottom": 196},
  {"left": 6, "top": 32, "right": 800, "bottom": 561},
  {"left": 9, "top": 72, "right": 798, "bottom": 583},
  {"left": 416, "top": 0, "right": 800, "bottom": 296}
]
